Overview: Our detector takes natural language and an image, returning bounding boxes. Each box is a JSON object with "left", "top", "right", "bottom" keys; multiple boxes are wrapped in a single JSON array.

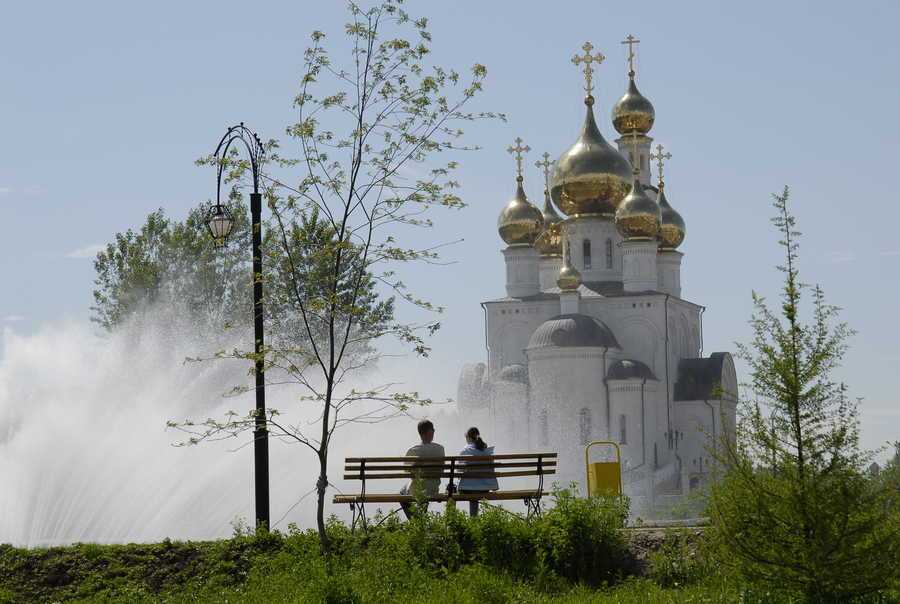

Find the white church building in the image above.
[{"left": 456, "top": 39, "right": 737, "bottom": 515}]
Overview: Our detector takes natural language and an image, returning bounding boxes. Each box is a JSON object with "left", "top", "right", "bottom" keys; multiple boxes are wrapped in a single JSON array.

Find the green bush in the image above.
[
  {"left": 0, "top": 489, "right": 634, "bottom": 603},
  {"left": 646, "top": 530, "right": 710, "bottom": 588},
  {"left": 534, "top": 488, "right": 630, "bottom": 586}
]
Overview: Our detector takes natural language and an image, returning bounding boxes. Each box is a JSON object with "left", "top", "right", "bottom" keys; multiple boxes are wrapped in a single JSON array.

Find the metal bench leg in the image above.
[{"left": 524, "top": 496, "right": 542, "bottom": 520}]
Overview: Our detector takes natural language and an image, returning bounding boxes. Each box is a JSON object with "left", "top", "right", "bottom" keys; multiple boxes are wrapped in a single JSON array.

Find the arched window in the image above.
[
  {"left": 582, "top": 239, "right": 592, "bottom": 269},
  {"left": 619, "top": 414, "right": 627, "bottom": 444},
  {"left": 605, "top": 238, "right": 613, "bottom": 269},
  {"left": 579, "top": 408, "right": 592, "bottom": 445},
  {"left": 539, "top": 409, "right": 549, "bottom": 446}
]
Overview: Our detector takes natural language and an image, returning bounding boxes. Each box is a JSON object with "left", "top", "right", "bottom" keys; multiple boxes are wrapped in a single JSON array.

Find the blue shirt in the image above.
[{"left": 458, "top": 444, "right": 499, "bottom": 492}]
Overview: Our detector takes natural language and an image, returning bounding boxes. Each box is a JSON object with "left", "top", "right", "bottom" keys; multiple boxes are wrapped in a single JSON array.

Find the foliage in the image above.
[
  {"left": 1, "top": 493, "right": 776, "bottom": 604},
  {"left": 172, "top": 0, "right": 502, "bottom": 549},
  {"left": 91, "top": 204, "right": 251, "bottom": 332},
  {"left": 708, "top": 187, "right": 900, "bottom": 603},
  {"left": 646, "top": 529, "right": 712, "bottom": 589}
]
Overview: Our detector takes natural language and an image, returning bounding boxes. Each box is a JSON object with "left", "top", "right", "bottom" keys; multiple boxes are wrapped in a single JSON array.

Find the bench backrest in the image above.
[{"left": 343, "top": 453, "right": 557, "bottom": 492}]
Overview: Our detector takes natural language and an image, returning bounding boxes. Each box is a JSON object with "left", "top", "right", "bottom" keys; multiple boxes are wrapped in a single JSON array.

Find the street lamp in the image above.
[{"left": 208, "top": 122, "right": 269, "bottom": 529}]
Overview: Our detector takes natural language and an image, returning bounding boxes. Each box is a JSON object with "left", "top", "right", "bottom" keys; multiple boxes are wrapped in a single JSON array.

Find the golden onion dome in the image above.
[
  {"left": 534, "top": 190, "right": 563, "bottom": 257},
  {"left": 498, "top": 176, "right": 544, "bottom": 246},
  {"left": 550, "top": 97, "right": 633, "bottom": 218},
  {"left": 657, "top": 182, "right": 685, "bottom": 250},
  {"left": 612, "top": 73, "right": 655, "bottom": 136},
  {"left": 615, "top": 172, "right": 660, "bottom": 240},
  {"left": 557, "top": 256, "right": 582, "bottom": 291}
]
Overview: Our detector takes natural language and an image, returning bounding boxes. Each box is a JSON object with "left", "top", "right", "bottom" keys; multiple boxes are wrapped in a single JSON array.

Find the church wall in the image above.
[
  {"left": 563, "top": 218, "right": 623, "bottom": 282},
  {"left": 526, "top": 347, "right": 615, "bottom": 488},
  {"left": 484, "top": 300, "right": 558, "bottom": 374},
  {"left": 608, "top": 378, "right": 659, "bottom": 473}
]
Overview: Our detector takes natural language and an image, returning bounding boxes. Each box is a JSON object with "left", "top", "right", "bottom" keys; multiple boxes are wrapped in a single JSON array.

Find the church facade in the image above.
[{"left": 456, "top": 39, "right": 737, "bottom": 515}]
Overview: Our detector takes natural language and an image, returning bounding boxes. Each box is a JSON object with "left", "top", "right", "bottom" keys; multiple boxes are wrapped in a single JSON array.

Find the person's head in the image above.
[
  {"left": 417, "top": 419, "right": 435, "bottom": 443},
  {"left": 466, "top": 426, "right": 487, "bottom": 451}
]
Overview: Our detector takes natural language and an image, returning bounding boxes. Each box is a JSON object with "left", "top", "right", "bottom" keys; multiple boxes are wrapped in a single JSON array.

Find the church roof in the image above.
[
  {"left": 527, "top": 313, "right": 620, "bottom": 350},
  {"left": 607, "top": 359, "right": 657, "bottom": 381},
  {"left": 673, "top": 353, "right": 731, "bottom": 400}
]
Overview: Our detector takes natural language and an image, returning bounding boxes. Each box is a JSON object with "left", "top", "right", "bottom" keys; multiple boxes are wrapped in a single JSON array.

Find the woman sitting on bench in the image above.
[{"left": 458, "top": 426, "right": 499, "bottom": 517}]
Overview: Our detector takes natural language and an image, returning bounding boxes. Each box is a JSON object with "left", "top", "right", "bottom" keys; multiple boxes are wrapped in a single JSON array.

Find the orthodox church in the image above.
[{"left": 456, "top": 38, "right": 737, "bottom": 514}]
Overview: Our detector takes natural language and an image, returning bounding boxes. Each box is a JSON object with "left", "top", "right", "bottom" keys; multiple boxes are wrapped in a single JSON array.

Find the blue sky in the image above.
[{"left": 1, "top": 0, "right": 898, "bottom": 451}]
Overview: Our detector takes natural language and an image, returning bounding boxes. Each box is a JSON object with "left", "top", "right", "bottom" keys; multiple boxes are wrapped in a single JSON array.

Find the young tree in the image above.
[
  {"left": 171, "top": 0, "right": 500, "bottom": 549},
  {"left": 708, "top": 188, "right": 900, "bottom": 602}
]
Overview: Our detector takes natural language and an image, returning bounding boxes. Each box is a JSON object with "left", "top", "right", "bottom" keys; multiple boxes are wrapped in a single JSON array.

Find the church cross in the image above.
[
  {"left": 621, "top": 34, "right": 640, "bottom": 75},
  {"left": 650, "top": 144, "right": 673, "bottom": 184},
  {"left": 571, "top": 41, "right": 605, "bottom": 97},
  {"left": 535, "top": 152, "right": 553, "bottom": 191},
  {"left": 507, "top": 137, "right": 531, "bottom": 180}
]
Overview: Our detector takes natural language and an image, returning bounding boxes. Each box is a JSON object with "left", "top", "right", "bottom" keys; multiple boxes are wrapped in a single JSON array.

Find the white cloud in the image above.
[
  {"left": 825, "top": 251, "right": 855, "bottom": 264},
  {"left": 65, "top": 244, "right": 105, "bottom": 259},
  {"left": 2, "top": 315, "right": 24, "bottom": 323}
]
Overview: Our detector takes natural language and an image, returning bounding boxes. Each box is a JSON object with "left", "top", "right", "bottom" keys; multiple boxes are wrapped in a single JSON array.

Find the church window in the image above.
[
  {"left": 539, "top": 410, "right": 549, "bottom": 446},
  {"left": 619, "top": 414, "right": 627, "bottom": 444},
  {"left": 653, "top": 442, "right": 659, "bottom": 469},
  {"left": 605, "top": 239, "right": 613, "bottom": 269},
  {"left": 582, "top": 239, "right": 592, "bottom": 269},
  {"left": 579, "top": 408, "right": 592, "bottom": 445}
]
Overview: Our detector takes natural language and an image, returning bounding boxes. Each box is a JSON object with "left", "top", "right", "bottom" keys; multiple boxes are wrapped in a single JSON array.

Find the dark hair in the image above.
[
  {"left": 466, "top": 426, "right": 487, "bottom": 451},
  {"left": 417, "top": 419, "right": 435, "bottom": 437}
]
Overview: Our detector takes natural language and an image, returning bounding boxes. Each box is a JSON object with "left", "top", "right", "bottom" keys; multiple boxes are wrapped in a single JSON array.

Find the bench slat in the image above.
[
  {"left": 344, "top": 460, "right": 557, "bottom": 472},
  {"left": 332, "top": 489, "right": 549, "bottom": 504},
  {"left": 344, "top": 453, "right": 556, "bottom": 463},
  {"left": 344, "top": 469, "right": 556, "bottom": 480}
]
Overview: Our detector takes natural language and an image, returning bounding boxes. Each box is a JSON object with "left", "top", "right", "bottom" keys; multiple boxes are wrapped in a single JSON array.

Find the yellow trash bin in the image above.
[{"left": 585, "top": 441, "right": 623, "bottom": 497}]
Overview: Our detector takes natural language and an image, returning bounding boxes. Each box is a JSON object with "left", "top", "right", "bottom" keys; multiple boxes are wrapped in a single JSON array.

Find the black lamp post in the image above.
[{"left": 207, "top": 122, "right": 269, "bottom": 529}]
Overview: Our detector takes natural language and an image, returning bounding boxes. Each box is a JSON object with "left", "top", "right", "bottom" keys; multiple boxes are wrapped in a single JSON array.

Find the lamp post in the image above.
[{"left": 207, "top": 122, "right": 269, "bottom": 529}]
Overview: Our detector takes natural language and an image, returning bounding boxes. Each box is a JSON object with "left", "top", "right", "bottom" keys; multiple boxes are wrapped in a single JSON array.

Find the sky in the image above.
[{"left": 1, "top": 0, "right": 898, "bottom": 452}]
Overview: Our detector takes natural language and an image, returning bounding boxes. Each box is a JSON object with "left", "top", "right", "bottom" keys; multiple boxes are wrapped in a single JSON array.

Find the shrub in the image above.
[
  {"left": 533, "top": 488, "right": 630, "bottom": 586},
  {"left": 646, "top": 530, "right": 710, "bottom": 588}
]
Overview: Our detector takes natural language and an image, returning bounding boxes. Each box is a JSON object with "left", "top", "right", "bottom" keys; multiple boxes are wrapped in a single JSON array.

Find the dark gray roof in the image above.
[
  {"left": 674, "top": 353, "right": 730, "bottom": 400},
  {"left": 496, "top": 364, "right": 528, "bottom": 384},
  {"left": 527, "top": 313, "right": 620, "bottom": 350},
  {"left": 607, "top": 359, "right": 657, "bottom": 381}
]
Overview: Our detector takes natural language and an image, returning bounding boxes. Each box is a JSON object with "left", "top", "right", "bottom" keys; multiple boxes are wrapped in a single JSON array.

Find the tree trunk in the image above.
[{"left": 316, "top": 451, "right": 330, "bottom": 552}]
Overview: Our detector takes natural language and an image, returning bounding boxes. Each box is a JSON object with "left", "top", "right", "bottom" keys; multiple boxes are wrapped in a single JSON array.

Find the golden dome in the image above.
[
  {"left": 612, "top": 74, "right": 655, "bottom": 136},
  {"left": 498, "top": 177, "right": 543, "bottom": 246},
  {"left": 534, "top": 190, "right": 563, "bottom": 256},
  {"left": 657, "top": 182, "right": 685, "bottom": 250},
  {"left": 557, "top": 257, "right": 582, "bottom": 291},
  {"left": 615, "top": 172, "right": 660, "bottom": 240},
  {"left": 550, "top": 97, "right": 633, "bottom": 218}
]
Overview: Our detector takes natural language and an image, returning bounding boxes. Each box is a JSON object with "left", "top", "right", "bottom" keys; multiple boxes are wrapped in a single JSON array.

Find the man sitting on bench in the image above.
[{"left": 400, "top": 419, "right": 445, "bottom": 519}]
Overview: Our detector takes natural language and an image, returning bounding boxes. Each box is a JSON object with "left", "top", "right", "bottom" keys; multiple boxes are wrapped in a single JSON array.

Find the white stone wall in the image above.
[
  {"left": 622, "top": 239, "right": 659, "bottom": 292},
  {"left": 563, "top": 217, "right": 623, "bottom": 282},
  {"left": 526, "top": 346, "right": 620, "bottom": 489},
  {"left": 502, "top": 245, "right": 539, "bottom": 298},
  {"left": 608, "top": 378, "right": 659, "bottom": 473},
  {"left": 616, "top": 134, "right": 654, "bottom": 187},
  {"left": 657, "top": 250, "right": 683, "bottom": 298},
  {"left": 538, "top": 256, "right": 563, "bottom": 292}
]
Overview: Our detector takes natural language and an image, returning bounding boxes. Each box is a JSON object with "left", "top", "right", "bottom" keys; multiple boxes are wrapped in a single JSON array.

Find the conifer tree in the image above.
[{"left": 709, "top": 187, "right": 900, "bottom": 602}]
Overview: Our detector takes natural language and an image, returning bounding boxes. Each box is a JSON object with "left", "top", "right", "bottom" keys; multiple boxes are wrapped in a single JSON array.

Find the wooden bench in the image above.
[{"left": 333, "top": 452, "right": 557, "bottom": 529}]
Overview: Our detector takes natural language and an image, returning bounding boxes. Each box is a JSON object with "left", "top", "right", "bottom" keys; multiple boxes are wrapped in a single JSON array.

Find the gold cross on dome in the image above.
[
  {"left": 571, "top": 41, "right": 605, "bottom": 96},
  {"left": 621, "top": 34, "right": 640, "bottom": 74},
  {"left": 650, "top": 143, "right": 673, "bottom": 184},
  {"left": 507, "top": 137, "right": 531, "bottom": 179},
  {"left": 535, "top": 152, "right": 553, "bottom": 191}
]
